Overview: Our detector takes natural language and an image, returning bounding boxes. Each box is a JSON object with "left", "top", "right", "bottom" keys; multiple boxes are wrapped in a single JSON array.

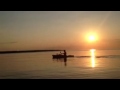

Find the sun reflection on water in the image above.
[{"left": 90, "top": 49, "right": 96, "bottom": 68}]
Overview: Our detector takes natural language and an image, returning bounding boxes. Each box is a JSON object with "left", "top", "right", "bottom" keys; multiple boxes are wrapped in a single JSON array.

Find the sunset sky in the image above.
[{"left": 0, "top": 11, "right": 120, "bottom": 51}]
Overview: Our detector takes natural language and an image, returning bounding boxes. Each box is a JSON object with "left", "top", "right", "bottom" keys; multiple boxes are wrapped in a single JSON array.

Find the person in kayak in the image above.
[
  {"left": 59, "top": 50, "right": 67, "bottom": 56},
  {"left": 63, "top": 50, "right": 67, "bottom": 56}
]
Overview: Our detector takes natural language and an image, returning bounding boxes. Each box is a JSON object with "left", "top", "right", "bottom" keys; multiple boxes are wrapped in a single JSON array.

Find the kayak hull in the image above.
[{"left": 52, "top": 55, "right": 74, "bottom": 58}]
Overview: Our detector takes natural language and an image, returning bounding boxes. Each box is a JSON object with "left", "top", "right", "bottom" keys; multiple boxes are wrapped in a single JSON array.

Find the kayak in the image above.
[{"left": 52, "top": 54, "right": 74, "bottom": 58}]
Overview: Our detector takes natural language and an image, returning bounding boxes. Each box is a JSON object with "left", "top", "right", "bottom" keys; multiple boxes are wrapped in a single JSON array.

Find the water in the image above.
[{"left": 0, "top": 50, "right": 120, "bottom": 79}]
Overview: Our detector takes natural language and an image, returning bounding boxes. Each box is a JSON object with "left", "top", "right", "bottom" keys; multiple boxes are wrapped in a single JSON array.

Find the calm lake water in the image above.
[{"left": 0, "top": 50, "right": 120, "bottom": 79}]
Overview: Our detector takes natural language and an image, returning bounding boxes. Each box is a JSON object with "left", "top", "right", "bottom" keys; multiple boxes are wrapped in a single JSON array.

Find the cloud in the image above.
[{"left": 0, "top": 42, "right": 17, "bottom": 44}]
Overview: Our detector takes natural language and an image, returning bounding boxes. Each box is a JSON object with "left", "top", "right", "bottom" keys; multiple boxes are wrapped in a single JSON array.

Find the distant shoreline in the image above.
[
  {"left": 0, "top": 50, "right": 63, "bottom": 54},
  {"left": 0, "top": 49, "right": 120, "bottom": 54}
]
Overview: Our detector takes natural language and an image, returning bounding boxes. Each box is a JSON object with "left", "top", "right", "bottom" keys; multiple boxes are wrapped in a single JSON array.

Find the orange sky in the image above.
[{"left": 0, "top": 11, "right": 120, "bottom": 51}]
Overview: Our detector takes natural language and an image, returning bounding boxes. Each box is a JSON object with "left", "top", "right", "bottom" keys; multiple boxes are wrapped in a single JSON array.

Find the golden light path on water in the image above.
[{"left": 90, "top": 49, "right": 96, "bottom": 68}]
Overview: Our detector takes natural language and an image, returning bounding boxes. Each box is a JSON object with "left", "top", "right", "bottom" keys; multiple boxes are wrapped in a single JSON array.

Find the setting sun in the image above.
[
  {"left": 84, "top": 31, "right": 98, "bottom": 42},
  {"left": 89, "top": 35, "right": 95, "bottom": 41}
]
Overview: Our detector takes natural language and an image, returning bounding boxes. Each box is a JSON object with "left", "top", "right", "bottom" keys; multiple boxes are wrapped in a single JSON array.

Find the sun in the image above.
[
  {"left": 84, "top": 31, "right": 98, "bottom": 42},
  {"left": 89, "top": 35, "right": 95, "bottom": 41}
]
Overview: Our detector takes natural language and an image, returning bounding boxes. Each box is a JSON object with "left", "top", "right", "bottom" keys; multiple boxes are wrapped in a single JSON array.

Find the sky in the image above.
[{"left": 0, "top": 11, "right": 120, "bottom": 51}]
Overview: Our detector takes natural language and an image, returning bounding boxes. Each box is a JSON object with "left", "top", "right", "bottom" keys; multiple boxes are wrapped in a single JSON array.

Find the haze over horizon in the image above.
[{"left": 0, "top": 11, "right": 120, "bottom": 51}]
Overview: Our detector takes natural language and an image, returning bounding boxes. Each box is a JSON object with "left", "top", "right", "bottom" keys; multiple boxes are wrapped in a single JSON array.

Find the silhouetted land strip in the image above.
[{"left": 0, "top": 50, "right": 63, "bottom": 54}]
